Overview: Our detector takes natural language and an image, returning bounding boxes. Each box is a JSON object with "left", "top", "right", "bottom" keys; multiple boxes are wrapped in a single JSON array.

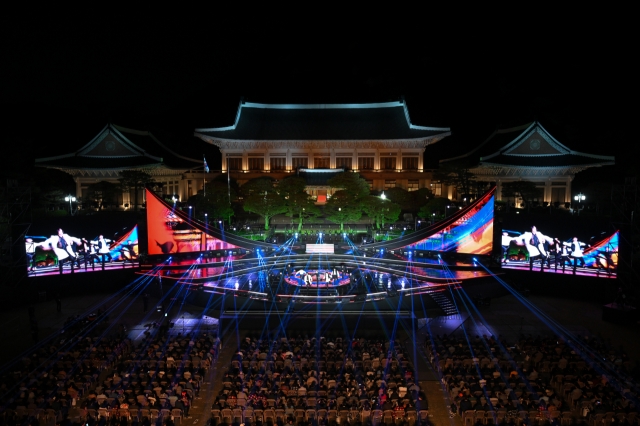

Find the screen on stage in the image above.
[
  {"left": 306, "top": 244, "right": 335, "bottom": 254},
  {"left": 412, "top": 193, "right": 494, "bottom": 255},
  {"left": 500, "top": 227, "right": 618, "bottom": 278},
  {"left": 146, "top": 189, "right": 238, "bottom": 255},
  {"left": 26, "top": 225, "right": 139, "bottom": 277}
]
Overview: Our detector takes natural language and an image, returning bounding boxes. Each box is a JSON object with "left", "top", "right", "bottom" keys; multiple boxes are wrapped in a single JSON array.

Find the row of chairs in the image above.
[
  {"left": 90, "top": 407, "right": 185, "bottom": 423},
  {"left": 211, "top": 407, "right": 428, "bottom": 426},
  {"left": 462, "top": 409, "right": 563, "bottom": 426}
]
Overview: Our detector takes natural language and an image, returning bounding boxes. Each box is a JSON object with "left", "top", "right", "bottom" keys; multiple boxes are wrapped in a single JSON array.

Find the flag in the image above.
[{"left": 204, "top": 156, "right": 209, "bottom": 173}]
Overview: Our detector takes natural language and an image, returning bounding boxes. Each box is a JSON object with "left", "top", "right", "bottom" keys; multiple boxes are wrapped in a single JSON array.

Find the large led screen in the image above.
[
  {"left": 146, "top": 189, "right": 237, "bottom": 255},
  {"left": 26, "top": 225, "right": 138, "bottom": 276},
  {"left": 411, "top": 194, "right": 494, "bottom": 255},
  {"left": 501, "top": 227, "right": 618, "bottom": 277}
]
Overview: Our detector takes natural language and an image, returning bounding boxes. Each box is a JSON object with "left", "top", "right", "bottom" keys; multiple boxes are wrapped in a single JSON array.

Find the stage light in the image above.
[
  {"left": 234, "top": 280, "right": 239, "bottom": 290},
  {"left": 189, "top": 206, "right": 192, "bottom": 210},
  {"left": 319, "top": 232, "right": 323, "bottom": 238},
  {"left": 248, "top": 280, "right": 252, "bottom": 289},
  {"left": 294, "top": 233, "right": 298, "bottom": 238},
  {"left": 387, "top": 279, "right": 391, "bottom": 289},
  {"left": 473, "top": 258, "right": 477, "bottom": 262},
  {"left": 205, "top": 213, "right": 208, "bottom": 216},
  {"left": 401, "top": 280, "right": 405, "bottom": 289}
]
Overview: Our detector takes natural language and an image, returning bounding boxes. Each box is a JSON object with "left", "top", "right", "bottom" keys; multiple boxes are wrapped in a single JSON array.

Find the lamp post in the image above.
[
  {"left": 574, "top": 193, "right": 586, "bottom": 215},
  {"left": 64, "top": 195, "right": 76, "bottom": 216}
]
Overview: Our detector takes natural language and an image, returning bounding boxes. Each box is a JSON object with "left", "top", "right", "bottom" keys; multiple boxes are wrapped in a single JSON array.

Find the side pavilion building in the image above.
[
  {"left": 194, "top": 100, "right": 450, "bottom": 201},
  {"left": 440, "top": 121, "right": 615, "bottom": 206},
  {"left": 35, "top": 124, "right": 210, "bottom": 209}
]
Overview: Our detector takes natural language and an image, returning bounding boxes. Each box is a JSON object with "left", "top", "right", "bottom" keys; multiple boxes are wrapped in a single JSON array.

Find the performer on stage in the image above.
[
  {"left": 514, "top": 226, "right": 553, "bottom": 271},
  {"left": 39, "top": 229, "right": 82, "bottom": 270},
  {"left": 564, "top": 237, "right": 587, "bottom": 272},
  {"left": 552, "top": 238, "right": 571, "bottom": 272},
  {"left": 596, "top": 246, "right": 617, "bottom": 274},
  {"left": 79, "top": 238, "right": 99, "bottom": 269},
  {"left": 91, "top": 235, "right": 112, "bottom": 263},
  {"left": 501, "top": 232, "right": 513, "bottom": 264},
  {"left": 25, "top": 238, "right": 37, "bottom": 271},
  {"left": 121, "top": 240, "right": 138, "bottom": 264}
]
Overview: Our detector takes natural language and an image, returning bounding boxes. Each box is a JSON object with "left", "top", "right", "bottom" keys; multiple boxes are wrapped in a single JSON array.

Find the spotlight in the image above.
[
  {"left": 205, "top": 213, "right": 208, "bottom": 217},
  {"left": 387, "top": 279, "right": 391, "bottom": 289},
  {"left": 294, "top": 233, "right": 298, "bottom": 238},
  {"left": 319, "top": 232, "right": 323, "bottom": 238},
  {"left": 234, "top": 280, "right": 239, "bottom": 290},
  {"left": 248, "top": 279, "right": 252, "bottom": 289},
  {"left": 401, "top": 280, "right": 405, "bottom": 289}
]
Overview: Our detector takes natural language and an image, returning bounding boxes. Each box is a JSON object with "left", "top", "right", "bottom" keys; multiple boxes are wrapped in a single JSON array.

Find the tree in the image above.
[
  {"left": 361, "top": 196, "right": 401, "bottom": 229},
  {"left": 433, "top": 163, "right": 476, "bottom": 201},
  {"left": 384, "top": 187, "right": 413, "bottom": 210},
  {"left": 118, "top": 170, "right": 154, "bottom": 211},
  {"left": 277, "top": 177, "right": 320, "bottom": 231},
  {"left": 502, "top": 181, "right": 543, "bottom": 212},
  {"left": 327, "top": 172, "right": 370, "bottom": 200},
  {"left": 196, "top": 180, "right": 237, "bottom": 224},
  {"left": 325, "top": 191, "right": 363, "bottom": 231},
  {"left": 243, "top": 191, "right": 287, "bottom": 230},
  {"left": 240, "top": 177, "right": 277, "bottom": 198},
  {"left": 419, "top": 197, "right": 451, "bottom": 221},
  {"left": 289, "top": 193, "right": 321, "bottom": 231},
  {"left": 86, "top": 181, "right": 118, "bottom": 210},
  {"left": 410, "top": 188, "right": 434, "bottom": 210}
]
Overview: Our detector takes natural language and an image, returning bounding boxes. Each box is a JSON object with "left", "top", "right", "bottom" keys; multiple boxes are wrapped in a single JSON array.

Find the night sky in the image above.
[{"left": 3, "top": 15, "right": 634, "bottom": 188}]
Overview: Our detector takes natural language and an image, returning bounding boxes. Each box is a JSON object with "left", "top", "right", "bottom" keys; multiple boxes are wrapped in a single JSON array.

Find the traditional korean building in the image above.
[
  {"left": 194, "top": 100, "right": 450, "bottom": 201},
  {"left": 35, "top": 124, "right": 211, "bottom": 209},
  {"left": 440, "top": 121, "right": 615, "bottom": 206}
]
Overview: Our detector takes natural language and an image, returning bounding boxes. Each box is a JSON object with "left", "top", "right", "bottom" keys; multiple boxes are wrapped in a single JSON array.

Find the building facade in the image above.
[
  {"left": 35, "top": 124, "right": 209, "bottom": 209},
  {"left": 194, "top": 101, "right": 450, "bottom": 200},
  {"left": 440, "top": 122, "right": 615, "bottom": 206}
]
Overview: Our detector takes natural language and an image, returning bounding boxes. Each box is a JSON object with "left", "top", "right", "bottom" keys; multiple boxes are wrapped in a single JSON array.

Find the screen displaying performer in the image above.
[
  {"left": 501, "top": 227, "right": 618, "bottom": 277},
  {"left": 26, "top": 225, "right": 139, "bottom": 276},
  {"left": 146, "top": 188, "right": 238, "bottom": 255}
]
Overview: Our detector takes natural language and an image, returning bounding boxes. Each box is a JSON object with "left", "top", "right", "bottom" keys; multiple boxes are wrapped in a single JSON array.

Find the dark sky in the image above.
[{"left": 3, "top": 15, "right": 635, "bottom": 185}]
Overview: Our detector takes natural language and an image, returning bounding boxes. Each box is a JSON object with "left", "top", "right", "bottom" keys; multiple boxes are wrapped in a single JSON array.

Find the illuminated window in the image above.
[
  {"left": 402, "top": 157, "right": 419, "bottom": 170},
  {"left": 380, "top": 157, "right": 396, "bottom": 170},
  {"left": 292, "top": 157, "right": 308, "bottom": 169},
  {"left": 248, "top": 157, "right": 264, "bottom": 171},
  {"left": 336, "top": 157, "right": 352, "bottom": 169},
  {"left": 314, "top": 157, "right": 330, "bottom": 169},
  {"left": 270, "top": 157, "right": 286, "bottom": 170},
  {"left": 407, "top": 180, "right": 419, "bottom": 191},
  {"left": 384, "top": 180, "right": 396, "bottom": 190},
  {"left": 227, "top": 157, "right": 242, "bottom": 171},
  {"left": 431, "top": 182, "right": 442, "bottom": 196},
  {"left": 358, "top": 157, "right": 374, "bottom": 170}
]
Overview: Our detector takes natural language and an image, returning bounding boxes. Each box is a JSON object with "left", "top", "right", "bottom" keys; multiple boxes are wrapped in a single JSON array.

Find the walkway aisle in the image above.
[
  {"left": 423, "top": 381, "right": 461, "bottom": 426},
  {"left": 191, "top": 327, "right": 241, "bottom": 425}
]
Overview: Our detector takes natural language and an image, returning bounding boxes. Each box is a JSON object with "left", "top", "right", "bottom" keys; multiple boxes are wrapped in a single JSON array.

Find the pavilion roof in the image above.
[
  {"left": 35, "top": 124, "right": 204, "bottom": 171},
  {"left": 441, "top": 122, "right": 614, "bottom": 169},
  {"left": 195, "top": 100, "right": 450, "bottom": 142}
]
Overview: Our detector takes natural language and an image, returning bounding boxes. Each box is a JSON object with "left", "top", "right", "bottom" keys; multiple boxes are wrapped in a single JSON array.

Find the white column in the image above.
[
  {"left": 375, "top": 148, "right": 380, "bottom": 171},
  {"left": 287, "top": 149, "right": 292, "bottom": 171},
  {"left": 353, "top": 149, "right": 358, "bottom": 171},
  {"left": 330, "top": 147, "right": 335, "bottom": 169},
  {"left": 397, "top": 149, "right": 402, "bottom": 172},
  {"left": 544, "top": 180, "right": 552, "bottom": 204},
  {"left": 496, "top": 180, "right": 502, "bottom": 201},
  {"left": 221, "top": 151, "right": 227, "bottom": 172},
  {"left": 419, "top": 148, "right": 425, "bottom": 172},
  {"left": 242, "top": 151, "right": 248, "bottom": 172},
  {"left": 264, "top": 151, "right": 270, "bottom": 171},
  {"left": 75, "top": 177, "right": 82, "bottom": 199}
]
